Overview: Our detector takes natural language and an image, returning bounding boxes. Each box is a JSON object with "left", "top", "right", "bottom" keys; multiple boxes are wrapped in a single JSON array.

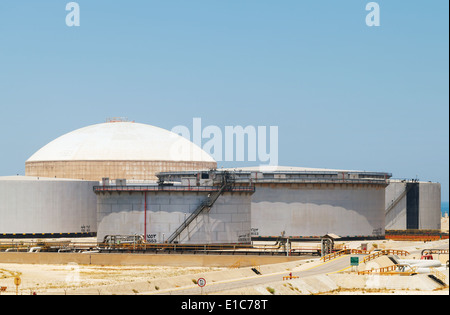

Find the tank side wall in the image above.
[
  {"left": 251, "top": 184, "right": 385, "bottom": 238},
  {"left": 385, "top": 181, "right": 407, "bottom": 229},
  {"left": 0, "top": 180, "right": 97, "bottom": 234},
  {"left": 419, "top": 182, "right": 441, "bottom": 230},
  {"left": 96, "top": 191, "right": 252, "bottom": 244},
  {"left": 25, "top": 161, "right": 217, "bottom": 181},
  {"left": 406, "top": 183, "right": 420, "bottom": 229}
]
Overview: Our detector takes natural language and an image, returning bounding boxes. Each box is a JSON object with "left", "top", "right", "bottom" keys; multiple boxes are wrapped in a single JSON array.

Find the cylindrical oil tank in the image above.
[
  {"left": 95, "top": 185, "right": 254, "bottom": 244},
  {"left": 251, "top": 182, "right": 387, "bottom": 239},
  {"left": 157, "top": 167, "right": 391, "bottom": 240},
  {"left": 25, "top": 121, "right": 217, "bottom": 181},
  {"left": 385, "top": 180, "right": 441, "bottom": 230},
  {"left": 0, "top": 176, "right": 98, "bottom": 237}
]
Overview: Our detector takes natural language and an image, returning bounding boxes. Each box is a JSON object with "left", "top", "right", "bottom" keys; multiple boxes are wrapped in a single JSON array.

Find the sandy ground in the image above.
[
  {"left": 1, "top": 224, "right": 448, "bottom": 295},
  {"left": 0, "top": 264, "right": 226, "bottom": 295}
]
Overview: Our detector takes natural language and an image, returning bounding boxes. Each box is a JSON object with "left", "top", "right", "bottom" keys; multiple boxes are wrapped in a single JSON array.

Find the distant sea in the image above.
[{"left": 442, "top": 201, "right": 449, "bottom": 217}]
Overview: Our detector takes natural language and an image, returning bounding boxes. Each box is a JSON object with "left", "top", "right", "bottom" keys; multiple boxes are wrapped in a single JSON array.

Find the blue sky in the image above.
[{"left": 0, "top": 1, "right": 448, "bottom": 200}]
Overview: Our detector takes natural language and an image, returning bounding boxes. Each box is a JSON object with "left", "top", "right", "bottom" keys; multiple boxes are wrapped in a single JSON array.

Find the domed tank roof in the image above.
[{"left": 27, "top": 121, "right": 215, "bottom": 163}]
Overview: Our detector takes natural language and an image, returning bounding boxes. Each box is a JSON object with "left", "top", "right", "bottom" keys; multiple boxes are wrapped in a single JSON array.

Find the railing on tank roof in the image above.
[
  {"left": 233, "top": 178, "right": 390, "bottom": 185},
  {"left": 93, "top": 185, "right": 255, "bottom": 193}
]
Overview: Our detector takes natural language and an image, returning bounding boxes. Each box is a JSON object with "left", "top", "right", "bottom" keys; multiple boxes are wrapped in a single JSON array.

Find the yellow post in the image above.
[{"left": 14, "top": 276, "right": 21, "bottom": 296}]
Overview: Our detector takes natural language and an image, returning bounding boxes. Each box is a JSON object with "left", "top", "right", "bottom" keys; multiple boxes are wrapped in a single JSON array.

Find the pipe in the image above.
[
  {"left": 144, "top": 191, "right": 147, "bottom": 243},
  {"left": 398, "top": 260, "right": 442, "bottom": 268},
  {"left": 397, "top": 262, "right": 445, "bottom": 274}
]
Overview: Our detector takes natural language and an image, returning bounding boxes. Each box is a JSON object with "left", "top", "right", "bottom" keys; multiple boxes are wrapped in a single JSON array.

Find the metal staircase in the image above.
[
  {"left": 385, "top": 183, "right": 414, "bottom": 216},
  {"left": 166, "top": 173, "right": 232, "bottom": 244}
]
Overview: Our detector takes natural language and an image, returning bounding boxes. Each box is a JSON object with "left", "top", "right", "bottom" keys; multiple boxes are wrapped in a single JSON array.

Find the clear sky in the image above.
[{"left": 0, "top": 1, "right": 448, "bottom": 200}]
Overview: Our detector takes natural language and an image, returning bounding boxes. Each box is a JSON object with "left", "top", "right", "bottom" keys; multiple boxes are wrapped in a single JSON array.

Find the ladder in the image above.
[{"left": 166, "top": 176, "right": 231, "bottom": 244}]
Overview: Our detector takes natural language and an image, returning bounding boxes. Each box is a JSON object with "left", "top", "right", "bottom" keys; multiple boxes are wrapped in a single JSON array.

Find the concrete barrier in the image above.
[{"left": 0, "top": 252, "right": 302, "bottom": 268}]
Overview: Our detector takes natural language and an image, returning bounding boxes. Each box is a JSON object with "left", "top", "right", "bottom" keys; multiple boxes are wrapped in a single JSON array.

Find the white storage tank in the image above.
[
  {"left": 0, "top": 176, "right": 98, "bottom": 238},
  {"left": 94, "top": 183, "right": 254, "bottom": 244},
  {"left": 25, "top": 120, "right": 217, "bottom": 181},
  {"left": 157, "top": 167, "right": 391, "bottom": 240},
  {"left": 242, "top": 166, "right": 390, "bottom": 239},
  {"left": 385, "top": 180, "right": 441, "bottom": 230}
]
